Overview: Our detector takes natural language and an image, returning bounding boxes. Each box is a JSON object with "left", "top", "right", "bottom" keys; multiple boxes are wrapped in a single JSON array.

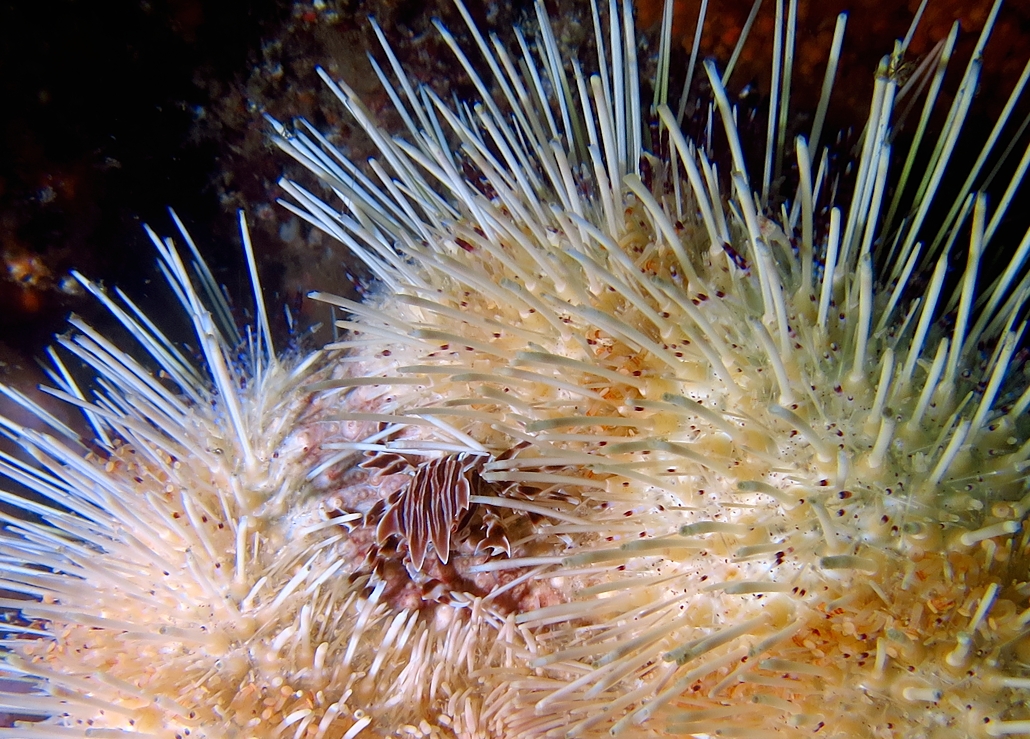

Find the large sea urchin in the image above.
[{"left": 4, "top": 0, "right": 1030, "bottom": 737}]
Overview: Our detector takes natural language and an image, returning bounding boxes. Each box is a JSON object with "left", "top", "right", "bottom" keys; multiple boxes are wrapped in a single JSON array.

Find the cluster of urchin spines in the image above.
[
  {"left": 0, "top": 215, "right": 351, "bottom": 733},
  {"left": 275, "top": 0, "right": 1030, "bottom": 734},
  {"left": 0, "top": 225, "right": 544, "bottom": 738},
  {"left": 2, "top": 0, "right": 1030, "bottom": 737}
]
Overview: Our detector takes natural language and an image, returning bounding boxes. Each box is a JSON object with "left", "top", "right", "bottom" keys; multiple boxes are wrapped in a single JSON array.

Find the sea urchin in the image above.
[{"left": 4, "top": 0, "right": 1030, "bottom": 737}]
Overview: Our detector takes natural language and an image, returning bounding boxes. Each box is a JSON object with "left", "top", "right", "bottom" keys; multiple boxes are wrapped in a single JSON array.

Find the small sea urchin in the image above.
[{"left": 4, "top": 1, "right": 1030, "bottom": 737}]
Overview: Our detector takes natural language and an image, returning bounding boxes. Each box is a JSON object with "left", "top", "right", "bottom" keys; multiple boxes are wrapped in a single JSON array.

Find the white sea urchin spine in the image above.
[{"left": 3, "top": 0, "right": 1030, "bottom": 737}]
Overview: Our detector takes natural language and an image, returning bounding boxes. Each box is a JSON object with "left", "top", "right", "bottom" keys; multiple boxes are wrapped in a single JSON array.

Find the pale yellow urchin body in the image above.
[{"left": 3, "top": 0, "right": 1030, "bottom": 738}]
